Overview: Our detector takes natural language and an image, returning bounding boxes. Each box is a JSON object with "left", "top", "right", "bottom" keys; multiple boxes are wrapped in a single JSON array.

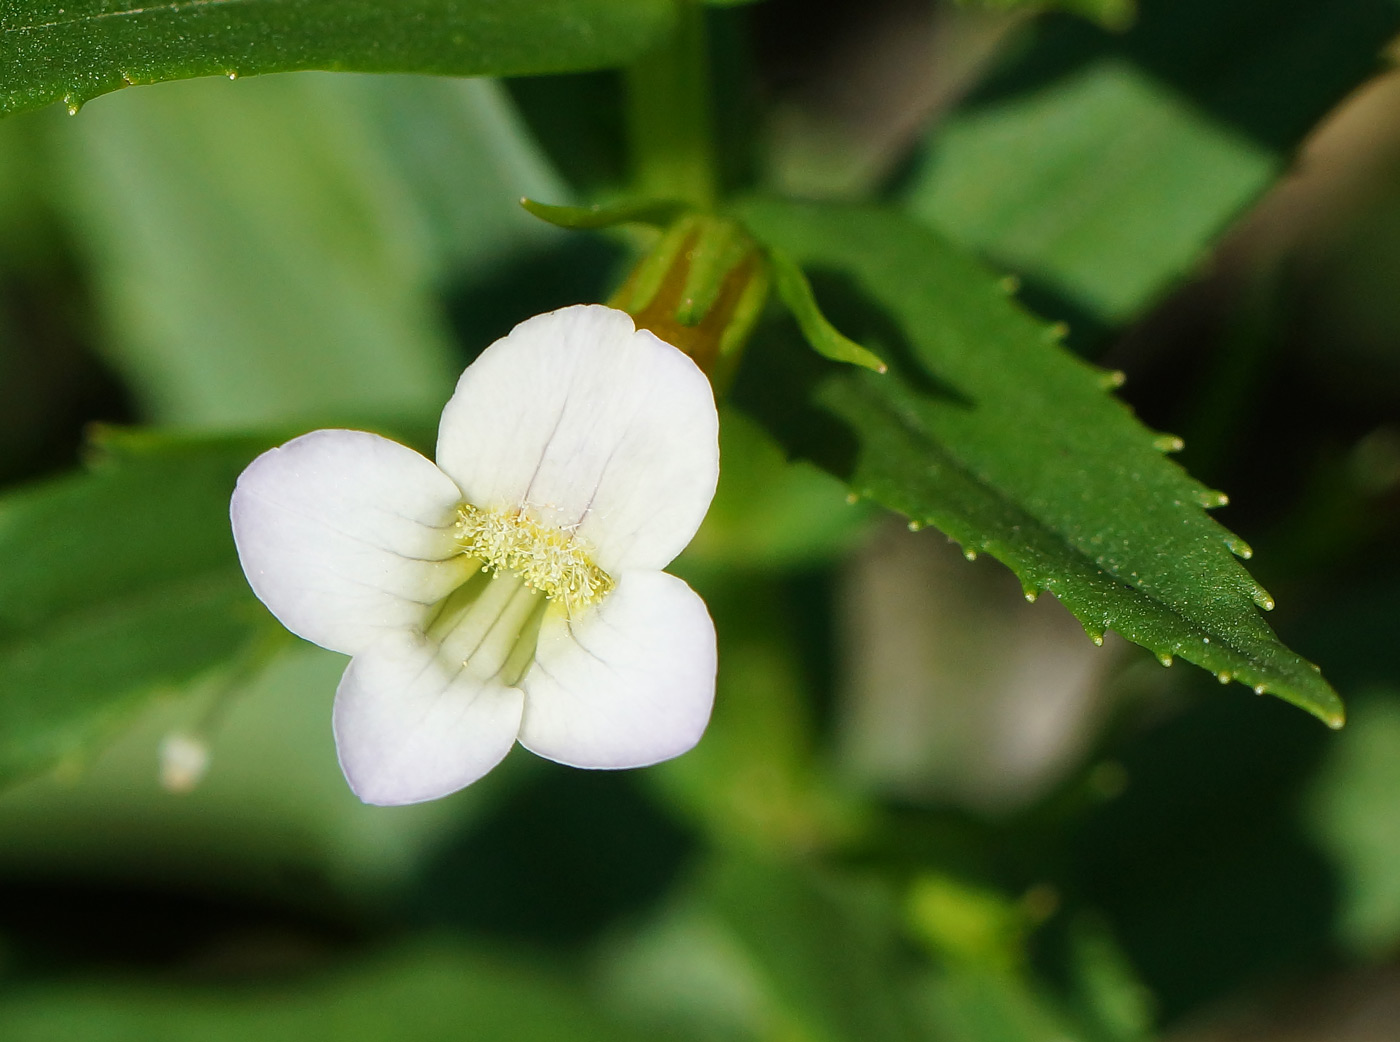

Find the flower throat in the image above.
[{"left": 453, "top": 504, "right": 613, "bottom": 610}]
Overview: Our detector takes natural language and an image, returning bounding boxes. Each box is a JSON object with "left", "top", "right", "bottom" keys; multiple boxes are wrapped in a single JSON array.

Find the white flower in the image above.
[{"left": 230, "top": 305, "right": 720, "bottom": 805}]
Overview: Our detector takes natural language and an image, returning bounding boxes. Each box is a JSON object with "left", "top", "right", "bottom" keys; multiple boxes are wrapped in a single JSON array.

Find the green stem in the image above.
[{"left": 623, "top": 0, "right": 718, "bottom": 208}]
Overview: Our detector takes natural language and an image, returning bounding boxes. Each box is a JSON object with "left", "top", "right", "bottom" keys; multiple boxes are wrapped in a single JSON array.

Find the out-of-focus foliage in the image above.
[
  {"left": 0, "top": 944, "right": 649, "bottom": 1041},
  {"left": 0, "top": 429, "right": 279, "bottom": 785},
  {"left": 0, "top": 0, "right": 1396, "bottom": 1040},
  {"left": 38, "top": 73, "right": 558, "bottom": 426},
  {"left": 905, "top": 0, "right": 1400, "bottom": 326},
  {"left": 1305, "top": 689, "right": 1400, "bottom": 956}
]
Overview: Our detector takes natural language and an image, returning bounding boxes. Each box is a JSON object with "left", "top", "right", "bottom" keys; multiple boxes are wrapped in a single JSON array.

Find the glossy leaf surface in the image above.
[
  {"left": 0, "top": 0, "right": 674, "bottom": 116},
  {"left": 735, "top": 197, "right": 1343, "bottom": 726}
]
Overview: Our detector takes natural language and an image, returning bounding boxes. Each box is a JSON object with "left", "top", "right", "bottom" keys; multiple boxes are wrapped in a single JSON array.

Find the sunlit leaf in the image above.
[
  {"left": 907, "top": 0, "right": 1400, "bottom": 323},
  {"left": 44, "top": 73, "right": 546, "bottom": 426},
  {"left": 0, "top": 0, "right": 675, "bottom": 117},
  {"left": 735, "top": 198, "right": 1343, "bottom": 727}
]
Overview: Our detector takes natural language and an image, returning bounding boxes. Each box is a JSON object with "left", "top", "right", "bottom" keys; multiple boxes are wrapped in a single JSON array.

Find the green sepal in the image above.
[
  {"left": 520, "top": 196, "right": 690, "bottom": 231},
  {"left": 768, "top": 247, "right": 888, "bottom": 374}
]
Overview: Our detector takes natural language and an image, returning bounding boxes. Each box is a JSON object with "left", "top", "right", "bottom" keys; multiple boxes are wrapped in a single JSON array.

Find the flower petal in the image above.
[
  {"left": 518, "top": 570, "right": 716, "bottom": 769},
  {"left": 333, "top": 629, "right": 525, "bottom": 805},
  {"left": 435, "top": 305, "right": 719, "bottom": 574},
  {"left": 232, "top": 429, "right": 474, "bottom": 655}
]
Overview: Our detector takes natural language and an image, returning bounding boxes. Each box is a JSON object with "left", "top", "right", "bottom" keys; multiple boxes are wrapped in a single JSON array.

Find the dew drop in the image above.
[
  {"left": 1202, "top": 636, "right": 1211, "bottom": 643},
  {"left": 1091, "top": 633, "right": 1104, "bottom": 647},
  {"left": 1158, "top": 654, "right": 1173, "bottom": 667},
  {"left": 1253, "top": 589, "right": 1275, "bottom": 611},
  {"left": 1153, "top": 434, "right": 1185, "bottom": 453},
  {"left": 963, "top": 548, "right": 978, "bottom": 561},
  {"left": 62, "top": 92, "right": 83, "bottom": 115},
  {"left": 1217, "top": 671, "right": 1232, "bottom": 685},
  {"left": 1024, "top": 589, "right": 1038, "bottom": 603},
  {"left": 1254, "top": 684, "right": 1266, "bottom": 695},
  {"left": 907, "top": 519, "right": 923, "bottom": 532},
  {"left": 227, "top": 70, "right": 239, "bottom": 80}
]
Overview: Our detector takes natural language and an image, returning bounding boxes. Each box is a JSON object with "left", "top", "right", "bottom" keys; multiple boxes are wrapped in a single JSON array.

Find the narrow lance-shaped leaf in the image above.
[
  {"left": 768, "top": 246, "right": 888, "bottom": 374},
  {"left": 735, "top": 197, "right": 1343, "bottom": 727},
  {"left": 0, "top": 0, "right": 675, "bottom": 117},
  {"left": 521, "top": 196, "right": 690, "bottom": 230}
]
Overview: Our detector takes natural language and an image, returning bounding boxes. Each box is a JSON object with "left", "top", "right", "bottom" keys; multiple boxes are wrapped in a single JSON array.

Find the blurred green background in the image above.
[{"left": 1, "top": 0, "right": 1399, "bottom": 1039}]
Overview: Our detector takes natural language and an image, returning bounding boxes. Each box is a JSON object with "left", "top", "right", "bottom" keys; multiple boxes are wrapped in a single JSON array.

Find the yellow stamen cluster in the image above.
[{"left": 453, "top": 504, "right": 614, "bottom": 610}]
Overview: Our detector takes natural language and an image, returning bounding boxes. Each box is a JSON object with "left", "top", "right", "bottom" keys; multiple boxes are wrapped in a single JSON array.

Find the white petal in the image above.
[
  {"left": 232, "top": 429, "right": 475, "bottom": 655},
  {"left": 518, "top": 570, "right": 716, "bottom": 769},
  {"left": 435, "top": 305, "right": 719, "bottom": 574},
  {"left": 333, "top": 629, "right": 525, "bottom": 805}
]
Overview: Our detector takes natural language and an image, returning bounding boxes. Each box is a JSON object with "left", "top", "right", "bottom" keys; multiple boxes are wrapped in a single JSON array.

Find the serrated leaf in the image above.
[
  {"left": 0, "top": 0, "right": 674, "bottom": 117},
  {"left": 768, "top": 246, "right": 889, "bottom": 374},
  {"left": 906, "top": 0, "right": 1400, "bottom": 323},
  {"left": 735, "top": 197, "right": 1343, "bottom": 727},
  {"left": 0, "top": 429, "right": 280, "bottom": 786}
]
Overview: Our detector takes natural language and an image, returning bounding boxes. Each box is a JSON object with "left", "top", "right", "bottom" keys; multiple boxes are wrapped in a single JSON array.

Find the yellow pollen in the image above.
[{"left": 453, "top": 504, "right": 614, "bottom": 609}]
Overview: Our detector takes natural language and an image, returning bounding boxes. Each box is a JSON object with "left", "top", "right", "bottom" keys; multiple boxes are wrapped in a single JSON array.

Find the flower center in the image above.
[
  {"left": 452, "top": 504, "right": 614, "bottom": 610},
  {"left": 421, "top": 505, "right": 615, "bottom": 688}
]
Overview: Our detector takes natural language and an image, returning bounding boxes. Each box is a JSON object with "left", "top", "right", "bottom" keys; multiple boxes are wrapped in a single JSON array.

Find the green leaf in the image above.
[
  {"left": 521, "top": 196, "right": 689, "bottom": 230},
  {"left": 679, "top": 407, "right": 874, "bottom": 573},
  {"left": 705, "top": 854, "right": 922, "bottom": 1042},
  {"left": 906, "top": 0, "right": 1400, "bottom": 323},
  {"left": 46, "top": 73, "right": 477, "bottom": 426},
  {"left": 648, "top": 576, "right": 865, "bottom": 852},
  {"left": 0, "top": 428, "right": 277, "bottom": 786},
  {"left": 957, "top": 0, "right": 1134, "bottom": 31},
  {"left": 907, "top": 60, "right": 1275, "bottom": 324},
  {"left": 1304, "top": 688, "right": 1400, "bottom": 956},
  {"left": 0, "top": 944, "right": 646, "bottom": 1041},
  {"left": 768, "top": 246, "right": 889, "bottom": 374},
  {"left": 735, "top": 197, "right": 1344, "bottom": 727},
  {"left": 0, "top": 0, "right": 675, "bottom": 117}
]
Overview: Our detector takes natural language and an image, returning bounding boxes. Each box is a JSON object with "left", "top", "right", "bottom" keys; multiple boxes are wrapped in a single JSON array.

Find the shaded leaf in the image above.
[
  {"left": 0, "top": 944, "right": 646, "bottom": 1041},
  {"left": 959, "top": 0, "right": 1134, "bottom": 31},
  {"left": 0, "top": 428, "right": 278, "bottom": 786},
  {"left": 706, "top": 854, "right": 922, "bottom": 1042},
  {"left": 0, "top": 0, "right": 675, "bottom": 117},
  {"left": 769, "top": 247, "right": 889, "bottom": 373},
  {"left": 735, "top": 198, "right": 1343, "bottom": 726}
]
